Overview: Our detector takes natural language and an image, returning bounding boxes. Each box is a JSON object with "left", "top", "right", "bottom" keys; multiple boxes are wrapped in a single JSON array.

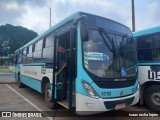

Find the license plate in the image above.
[{"left": 115, "top": 103, "right": 126, "bottom": 110}]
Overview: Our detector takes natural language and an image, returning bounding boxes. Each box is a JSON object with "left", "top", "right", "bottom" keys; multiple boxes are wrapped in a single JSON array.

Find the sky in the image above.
[{"left": 0, "top": 0, "right": 160, "bottom": 35}]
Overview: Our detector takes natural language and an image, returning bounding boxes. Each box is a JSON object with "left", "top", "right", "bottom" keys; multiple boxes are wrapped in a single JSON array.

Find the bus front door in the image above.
[{"left": 54, "top": 34, "right": 70, "bottom": 109}]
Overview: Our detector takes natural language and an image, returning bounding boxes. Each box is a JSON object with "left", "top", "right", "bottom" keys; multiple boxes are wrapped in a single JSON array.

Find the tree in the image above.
[{"left": 0, "top": 24, "right": 38, "bottom": 56}]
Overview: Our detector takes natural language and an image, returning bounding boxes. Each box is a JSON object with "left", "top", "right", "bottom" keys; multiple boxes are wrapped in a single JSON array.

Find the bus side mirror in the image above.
[{"left": 81, "top": 24, "right": 89, "bottom": 41}]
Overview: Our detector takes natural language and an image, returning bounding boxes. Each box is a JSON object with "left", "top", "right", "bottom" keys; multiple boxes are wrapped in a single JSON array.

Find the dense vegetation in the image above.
[{"left": 0, "top": 24, "right": 38, "bottom": 56}]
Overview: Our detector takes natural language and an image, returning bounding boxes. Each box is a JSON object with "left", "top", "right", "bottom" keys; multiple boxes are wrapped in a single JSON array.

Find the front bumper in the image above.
[{"left": 76, "top": 90, "right": 139, "bottom": 115}]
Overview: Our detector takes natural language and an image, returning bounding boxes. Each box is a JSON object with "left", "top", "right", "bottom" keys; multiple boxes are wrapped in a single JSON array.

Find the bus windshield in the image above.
[{"left": 82, "top": 27, "right": 137, "bottom": 78}]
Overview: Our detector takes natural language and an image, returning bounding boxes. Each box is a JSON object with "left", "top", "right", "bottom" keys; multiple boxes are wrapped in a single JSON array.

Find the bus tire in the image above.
[
  {"left": 44, "top": 82, "right": 57, "bottom": 109},
  {"left": 144, "top": 85, "right": 160, "bottom": 112},
  {"left": 17, "top": 74, "right": 24, "bottom": 88}
]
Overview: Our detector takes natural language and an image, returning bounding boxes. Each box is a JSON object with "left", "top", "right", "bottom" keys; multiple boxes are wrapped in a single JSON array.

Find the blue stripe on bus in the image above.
[
  {"left": 138, "top": 62, "right": 160, "bottom": 66},
  {"left": 22, "top": 62, "right": 46, "bottom": 66},
  {"left": 20, "top": 75, "right": 42, "bottom": 93}
]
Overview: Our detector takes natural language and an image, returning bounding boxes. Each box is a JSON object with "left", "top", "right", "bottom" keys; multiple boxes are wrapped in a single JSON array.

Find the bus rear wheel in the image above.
[
  {"left": 144, "top": 85, "right": 160, "bottom": 111},
  {"left": 44, "top": 82, "right": 57, "bottom": 109}
]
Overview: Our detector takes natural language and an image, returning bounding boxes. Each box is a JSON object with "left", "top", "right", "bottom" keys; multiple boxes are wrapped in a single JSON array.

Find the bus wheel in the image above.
[
  {"left": 44, "top": 82, "right": 57, "bottom": 109},
  {"left": 144, "top": 85, "right": 160, "bottom": 111},
  {"left": 17, "top": 74, "right": 24, "bottom": 88}
]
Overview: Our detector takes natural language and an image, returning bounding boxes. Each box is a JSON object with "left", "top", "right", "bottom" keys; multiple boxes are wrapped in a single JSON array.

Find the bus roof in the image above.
[
  {"left": 15, "top": 12, "right": 81, "bottom": 53},
  {"left": 133, "top": 26, "right": 160, "bottom": 37}
]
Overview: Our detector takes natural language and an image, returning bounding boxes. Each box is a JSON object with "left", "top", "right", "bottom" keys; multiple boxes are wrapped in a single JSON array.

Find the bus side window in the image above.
[
  {"left": 23, "top": 48, "right": 27, "bottom": 63},
  {"left": 33, "top": 40, "right": 43, "bottom": 61},
  {"left": 26, "top": 45, "right": 33, "bottom": 63},
  {"left": 42, "top": 34, "right": 54, "bottom": 63},
  {"left": 136, "top": 36, "right": 153, "bottom": 61},
  {"left": 136, "top": 33, "right": 160, "bottom": 62}
]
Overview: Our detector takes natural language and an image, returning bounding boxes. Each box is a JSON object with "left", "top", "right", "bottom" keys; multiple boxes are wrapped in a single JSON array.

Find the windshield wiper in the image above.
[
  {"left": 98, "top": 27, "right": 120, "bottom": 71},
  {"left": 98, "top": 27, "right": 116, "bottom": 53},
  {"left": 98, "top": 28, "right": 112, "bottom": 52}
]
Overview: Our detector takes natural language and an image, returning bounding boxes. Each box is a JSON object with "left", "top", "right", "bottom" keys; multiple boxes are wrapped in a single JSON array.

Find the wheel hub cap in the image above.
[{"left": 151, "top": 92, "right": 160, "bottom": 106}]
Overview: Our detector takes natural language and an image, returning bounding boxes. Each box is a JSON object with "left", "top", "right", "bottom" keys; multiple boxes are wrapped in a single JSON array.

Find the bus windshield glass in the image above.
[{"left": 82, "top": 27, "right": 137, "bottom": 78}]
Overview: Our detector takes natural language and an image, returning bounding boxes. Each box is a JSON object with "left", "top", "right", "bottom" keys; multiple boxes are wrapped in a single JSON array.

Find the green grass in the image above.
[
  {"left": 0, "top": 66, "right": 12, "bottom": 73},
  {"left": 0, "top": 66, "right": 9, "bottom": 69}
]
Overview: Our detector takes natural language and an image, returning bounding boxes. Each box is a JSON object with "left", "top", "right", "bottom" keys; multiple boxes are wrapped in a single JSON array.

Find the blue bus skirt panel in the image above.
[{"left": 20, "top": 75, "right": 42, "bottom": 93}]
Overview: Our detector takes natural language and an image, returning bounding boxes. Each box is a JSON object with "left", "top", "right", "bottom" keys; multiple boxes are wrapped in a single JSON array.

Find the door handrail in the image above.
[{"left": 54, "top": 63, "right": 67, "bottom": 77}]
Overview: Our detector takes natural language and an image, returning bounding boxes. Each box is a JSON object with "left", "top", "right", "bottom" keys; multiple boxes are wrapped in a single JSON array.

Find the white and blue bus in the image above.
[
  {"left": 13, "top": 12, "right": 139, "bottom": 114},
  {"left": 133, "top": 26, "right": 160, "bottom": 111}
]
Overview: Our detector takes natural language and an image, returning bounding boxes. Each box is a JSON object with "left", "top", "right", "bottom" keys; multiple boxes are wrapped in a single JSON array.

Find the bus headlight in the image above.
[{"left": 82, "top": 81, "right": 99, "bottom": 99}]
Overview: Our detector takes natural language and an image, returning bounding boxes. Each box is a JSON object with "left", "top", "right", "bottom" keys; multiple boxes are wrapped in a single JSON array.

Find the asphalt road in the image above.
[{"left": 0, "top": 74, "right": 159, "bottom": 120}]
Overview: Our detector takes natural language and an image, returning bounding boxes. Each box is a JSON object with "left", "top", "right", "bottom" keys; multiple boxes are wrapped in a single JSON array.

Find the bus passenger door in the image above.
[{"left": 54, "top": 33, "right": 69, "bottom": 108}]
